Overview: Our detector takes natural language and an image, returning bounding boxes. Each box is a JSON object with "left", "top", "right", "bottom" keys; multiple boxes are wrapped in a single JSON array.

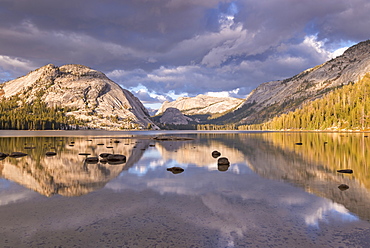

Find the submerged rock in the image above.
[
  {"left": 212, "top": 151, "right": 221, "bottom": 158},
  {"left": 0, "top": 152, "right": 9, "bottom": 158},
  {"left": 107, "top": 154, "right": 126, "bottom": 163},
  {"left": 337, "top": 169, "right": 353, "bottom": 174},
  {"left": 79, "top": 153, "right": 91, "bottom": 156},
  {"left": 218, "top": 164, "right": 230, "bottom": 172},
  {"left": 9, "top": 152, "right": 28, "bottom": 158},
  {"left": 24, "top": 146, "right": 36, "bottom": 149},
  {"left": 85, "top": 157, "right": 99, "bottom": 164},
  {"left": 99, "top": 153, "right": 112, "bottom": 158},
  {"left": 153, "top": 136, "right": 194, "bottom": 141},
  {"left": 167, "top": 167, "right": 184, "bottom": 174},
  {"left": 338, "top": 184, "right": 350, "bottom": 191},
  {"left": 45, "top": 151, "right": 57, "bottom": 156},
  {"left": 0, "top": 152, "right": 9, "bottom": 160},
  {"left": 100, "top": 158, "right": 108, "bottom": 163},
  {"left": 217, "top": 157, "right": 230, "bottom": 165}
]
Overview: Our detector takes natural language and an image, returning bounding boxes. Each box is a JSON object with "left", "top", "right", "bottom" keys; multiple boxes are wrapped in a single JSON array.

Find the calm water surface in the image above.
[{"left": 0, "top": 130, "right": 370, "bottom": 247}]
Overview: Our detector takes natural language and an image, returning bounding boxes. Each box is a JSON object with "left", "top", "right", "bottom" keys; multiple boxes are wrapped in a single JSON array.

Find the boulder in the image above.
[
  {"left": 9, "top": 152, "right": 28, "bottom": 158},
  {"left": 107, "top": 154, "right": 126, "bottom": 163},
  {"left": 45, "top": 151, "right": 57, "bottom": 156},
  {"left": 337, "top": 169, "right": 353, "bottom": 174},
  {"left": 78, "top": 153, "right": 91, "bottom": 156},
  {"left": 24, "top": 146, "right": 36, "bottom": 149},
  {"left": 100, "top": 158, "right": 108, "bottom": 163},
  {"left": 338, "top": 184, "right": 350, "bottom": 191},
  {"left": 167, "top": 167, "right": 184, "bottom": 174},
  {"left": 85, "top": 157, "right": 99, "bottom": 164},
  {"left": 0, "top": 152, "right": 9, "bottom": 158},
  {"left": 99, "top": 153, "right": 112, "bottom": 158},
  {"left": 217, "top": 157, "right": 230, "bottom": 165},
  {"left": 212, "top": 151, "right": 221, "bottom": 158},
  {"left": 218, "top": 164, "right": 230, "bottom": 172}
]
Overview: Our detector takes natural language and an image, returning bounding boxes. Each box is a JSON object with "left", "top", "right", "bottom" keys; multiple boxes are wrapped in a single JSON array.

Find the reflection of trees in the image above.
[
  {"left": 0, "top": 137, "right": 146, "bottom": 197},
  {"left": 263, "top": 132, "right": 370, "bottom": 189},
  {"left": 226, "top": 132, "right": 370, "bottom": 221}
]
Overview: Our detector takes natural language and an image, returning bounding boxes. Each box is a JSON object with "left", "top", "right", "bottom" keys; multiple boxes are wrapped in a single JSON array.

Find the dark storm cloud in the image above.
[
  {"left": 1, "top": 0, "right": 370, "bottom": 105},
  {"left": 0, "top": 0, "right": 227, "bottom": 63}
]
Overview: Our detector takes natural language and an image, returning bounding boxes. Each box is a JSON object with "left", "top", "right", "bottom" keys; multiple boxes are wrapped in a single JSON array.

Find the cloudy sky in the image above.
[{"left": 1, "top": 0, "right": 369, "bottom": 109}]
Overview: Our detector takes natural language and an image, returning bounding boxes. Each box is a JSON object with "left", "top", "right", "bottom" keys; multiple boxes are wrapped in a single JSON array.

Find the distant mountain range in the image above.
[
  {"left": 155, "top": 94, "right": 244, "bottom": 117},
  {"left": 156, "top": 39, "right": 370, "bottom": 127},
  {"left": 1, "top": 40, "right": 370, "bottom": 130}
]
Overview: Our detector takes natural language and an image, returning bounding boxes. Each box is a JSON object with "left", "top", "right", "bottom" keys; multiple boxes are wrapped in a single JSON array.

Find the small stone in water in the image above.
[{"left": 338, "top": 184, "right": 349, "bottom": 191}]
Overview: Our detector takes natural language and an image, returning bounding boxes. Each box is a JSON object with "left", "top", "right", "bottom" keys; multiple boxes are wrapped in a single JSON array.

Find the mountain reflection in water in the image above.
[
  {"left": 1, "top": 131, "right": 370, "bottom": 247},
  {"left": 0, "top": 132, "right": 370, "bottom": 221},
  {"left": 0, "top": 136, "right": 151, "bottom": 196}
]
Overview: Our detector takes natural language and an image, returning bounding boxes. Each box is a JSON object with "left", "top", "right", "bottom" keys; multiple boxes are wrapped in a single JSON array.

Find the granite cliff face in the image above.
[
  {"left": 0, "top": 64, "right": 156, "bottom": 130},
  {"left": 236, "top": 40, "right": 370, "bottom": 124},
  {"left": 156, "top": 94, "right": 244, "bottom": 116},
  {"left": 159, "top": 107, "right": 194, "bottom": 125}
]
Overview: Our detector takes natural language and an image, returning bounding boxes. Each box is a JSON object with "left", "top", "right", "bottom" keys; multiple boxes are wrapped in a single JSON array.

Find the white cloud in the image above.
[
  {"left": 206, "top": 91, "right": 231, "bottom": 97},
  {"left": 0, "top": 55, "right": 37, "bottom": 81},
  {"left": 0, "top": 55, "right": 35, "bottom": 72},
  {"left": 331, "top": 46, "right": 349, "bottom": 58}
]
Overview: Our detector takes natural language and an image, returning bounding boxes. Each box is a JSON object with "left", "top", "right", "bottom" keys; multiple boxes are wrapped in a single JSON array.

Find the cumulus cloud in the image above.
[
  {"left": 0, "top": 55, "right": 37, "bottom": 82},
  {"left": 108, "top": 34, "right": 345, "bottom": 103}
]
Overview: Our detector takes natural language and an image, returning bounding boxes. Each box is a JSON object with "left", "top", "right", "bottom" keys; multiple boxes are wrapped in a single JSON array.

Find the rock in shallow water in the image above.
[
  {"left": 338, "top": 184, "right": 350, "bottom": 191},
  {"left": 0, "top": 152, "right": 9, "bottom": 157},
  {"left": 212, "top": 151, "right": 221, "bottom": 158},
  {"left": 218, "top": 164, "right": 230, "bottom": 172},
  {"left": 45, "top": 151, "right": 57, "bottom": 156},
  {"left": 167, "top": 167, "right": 184, "bottom": 174},
  {"left": 85, "top": 157, "right": 99, "bottom": 164},
  {"left": 217, "top": 157, "right": 230, "bottom": 165},
  {"left": 99, "top": 153, "right": 112, "bottom": 158},
  {"left": 337, "top": 169, "right": 353, "bottom": 174},
  {"left": 9, "top": 152, "right": 28, "bottom": 158},
  {"left": 106, "top": 154, "right": 126, "bottom": 163},
  {"left": 79, "top": 153, "right": 91, "bottom": 156}
]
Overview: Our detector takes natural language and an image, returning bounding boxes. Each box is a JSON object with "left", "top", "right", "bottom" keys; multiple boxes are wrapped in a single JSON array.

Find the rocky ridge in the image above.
[
  {"left": 0, "top": 64, "right": 157, "bottom": 130},
  {"left": 237, "top": 40, "right": 370, "bottom": 124},
  {"left": 159, "top": 107, "right": 194, "bottom": 125},
  {"left": 154, "top": 40, "right": 370, "bottom": 126},
  {"left": 155, "top": 94, "right": 245, "bottom": 117}
]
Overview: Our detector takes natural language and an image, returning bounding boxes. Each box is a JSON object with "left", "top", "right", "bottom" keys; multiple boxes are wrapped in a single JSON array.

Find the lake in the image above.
[{"left": 0, "top": 130, "right": 370, "bottom": 247}]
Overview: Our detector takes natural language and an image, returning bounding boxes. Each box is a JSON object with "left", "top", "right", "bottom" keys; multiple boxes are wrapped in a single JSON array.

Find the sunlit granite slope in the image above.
[
  {"left": 0, "top": 64, "right": 157, "bottom": 130},
  {"left": 237, "top": 40, "right": 370, "bottom": 124},
  {"left": 156, "top": 94, "right": 245, "bottom": 116}
]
